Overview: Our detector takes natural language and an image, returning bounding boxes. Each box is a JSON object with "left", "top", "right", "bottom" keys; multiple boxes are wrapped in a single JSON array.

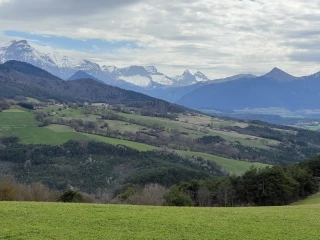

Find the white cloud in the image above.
[{"left": 1, "top": 0, "right": 320, "bottom": 78}]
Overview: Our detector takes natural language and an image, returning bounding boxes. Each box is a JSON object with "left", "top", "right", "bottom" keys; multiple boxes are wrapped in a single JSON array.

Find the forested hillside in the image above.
[
  {"left": 0, "top": 61, "right": 187, "bottom": 114},
  {"left": 0, "top": 138, "right": 223, "bottom": 193}
]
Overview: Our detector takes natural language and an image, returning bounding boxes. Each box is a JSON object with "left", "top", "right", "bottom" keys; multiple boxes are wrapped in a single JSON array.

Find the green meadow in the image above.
[
  {"left": 293, "top": 193, "right": 320, "bottom": 206},
  {"left": 176, "top": 150, "right": 270, "bottom": 175},
  {"left": 0, "top": 202, "right": 319, "bottom": 240},
  {"left": 0, "top": 110, "right": 88, "bottom": 145},
  {"left": 0, "top": 106, "right": 271, "bottom": 173}
]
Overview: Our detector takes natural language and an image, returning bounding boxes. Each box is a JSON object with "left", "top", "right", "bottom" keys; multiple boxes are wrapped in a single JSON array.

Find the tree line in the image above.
[{"left": 166, "top": 157, "right": 320, "bottom": 207}]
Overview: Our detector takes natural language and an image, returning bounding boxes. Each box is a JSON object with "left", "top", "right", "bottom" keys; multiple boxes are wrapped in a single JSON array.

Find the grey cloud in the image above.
[
  {"left": 284, "top": 39, "right": 320, "bottom": 50},
  {"left": 0, "top": 0, "right": 142, "bottom": 19},
  {"left": 1, "top": 0, "right": 320, "bottom": 77},
  {"left": 284, "top": 30, "right": 320, "bottom": 39},
  {"left": 288, "top": 51, "right": 320, "bottom": 63}
]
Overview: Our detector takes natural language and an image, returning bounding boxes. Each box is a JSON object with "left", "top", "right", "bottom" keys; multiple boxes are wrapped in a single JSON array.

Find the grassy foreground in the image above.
[{"left": 1, "top": 202, "right": 319, "bottom": 240}]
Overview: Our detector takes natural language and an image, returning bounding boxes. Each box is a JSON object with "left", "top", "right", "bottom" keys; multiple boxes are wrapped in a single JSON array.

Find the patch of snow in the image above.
[
  {"left": 145, "top": 66, "right": 158, "bottom": 74},
  {"left": 151, "top": 74, "right": 174, "bottom": 85},
  {"left": 120, "top": 75, "right": 152, "bottom": 87},
  {"left": 102, "top": 65, "right": 117, "bottom": 73}
]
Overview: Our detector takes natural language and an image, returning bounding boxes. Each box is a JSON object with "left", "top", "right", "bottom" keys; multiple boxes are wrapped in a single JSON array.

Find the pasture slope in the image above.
[
  {"left": 0, "top": 106, "right": 269, "bottom": 174},
  {"left": 0, "top": 202, "right": 319, "bottom": 240},
  {"left": 293, "top": 193, "right": 320, "bottom": 206}
]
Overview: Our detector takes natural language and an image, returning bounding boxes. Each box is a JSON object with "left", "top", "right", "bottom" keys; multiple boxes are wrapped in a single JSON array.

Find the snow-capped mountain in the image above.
[
  {"left": 109, "top": 65, "right": 152, "bottom": 87},
  {"left": 106, "top": 65, "right": 174, "bottom": 87},
  {"left": 0, "top": 40, "right": 111, "bottom": 82},
  {"left": 0, "top": 40, "right": 61, "bottom": 77},
  {"left": 102, "top": 65, "right": 117, "bottom": 74},
  {"left": 173, "top": 70, "right": 211, "bottom": 85},
  {"left": 194, "top": 71, "right": 210, "bottom": 82},
  {"left": 49, "top": 51, "right": 104, "bottom": 79},
  {"left": 0, "top": 39, "right": 213, "bottom": 88},
  {"left": 145, "top": 66, "right": 174, "bottom": 86}
]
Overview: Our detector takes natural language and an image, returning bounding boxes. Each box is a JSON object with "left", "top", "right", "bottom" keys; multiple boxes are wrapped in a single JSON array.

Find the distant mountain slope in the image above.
[
  {"left": 1, "top": 40, "right": 241, "bottom": 91},
  {"left": 0, "top": 40, "right": 215, "bottom": 88},
  {"left": 4, "top": 60, "right": 62, "bottom": 81},
  {"left": 0, "top": 40, "right": 61, "bottom": 77},
  {"left": 68, "top": 70, "right": 103, "bottom": 83},
  {"left": 0, "top": 40, "right": 114, "bottom": 83},
  {"left": 0, "top": 61, "right": 187, "bottom": 113},
  {"left": 177, "top": 68, "right": 320, "bottom": 111},
  {"left": 144, "top": 74, "right": 257, "bottom": 103}
]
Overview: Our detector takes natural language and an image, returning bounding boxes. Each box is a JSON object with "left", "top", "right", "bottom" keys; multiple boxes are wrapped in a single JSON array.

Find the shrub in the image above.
[
  {"left": 59, "top": 190, "right": 84, "bottom": 203},
  {"left": 164, "top": 185, "right": 193, "bottom": 207},
  {"left": 0, "top": 175, "right": 18, "bottom": 201},
  {"left": 117, "top": 187, "right": 136, "bottom": 202},
  {"left": 126, "top": 184, "right": 167, "bottom": 206}
]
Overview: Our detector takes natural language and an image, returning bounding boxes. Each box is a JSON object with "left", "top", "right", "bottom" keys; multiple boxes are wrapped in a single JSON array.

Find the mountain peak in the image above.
[
  {"left": 270, "top": 67, "right": 284, "bottom": 74},
  {"left": 8, "top": 40, "right": 31, "bottom": 48},
  {"left": 68, "top": 70, "right": 103, "bottom": 83},
  {"left": 264, "top": 67, "right": 297, "bottom": 82},
  {"left": 194, "top": 71, "right": 209, "bottom": 82},
  {"left": 102, "top": 65, "right": 117, "bottom": 73},
  {"left": 145, "top": 66, "right": 158, "bottom": 74},
  {"left": 118, "top": 65, "right": 149, "bottom": 76}
]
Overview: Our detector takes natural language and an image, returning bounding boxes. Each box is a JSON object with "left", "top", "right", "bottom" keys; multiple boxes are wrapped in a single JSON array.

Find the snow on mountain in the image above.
[
  {"left": 150, "top": 74, "right": 174, "bottom": 85},
  {"left": 120, "top": 75, "right": 152, "bottom": 87},
  {"left": 173, "top": 70, "right": 198, "bottom": 85},
  {"left": 48, "top": 51, "right": 104, "bottom": 80},
  {"left": 145, "top": 66, "right": 158, "bottom": 74},
  {"left": 102, "top": 65, "right": 117, "bottom": 74},
  {"left": 110, "top": 66, "right": 153, "bottom": 87},
  {"left": 0, "top": 40, "right": 110, "bottom": 81},
  {"left": 0, "top": 40, "right": 61, "bottom": 77},
  {"left": 0, "top": 40, "right": 215, "bottom": 88},
  {"left": 110, "top": 65, "right": 176, "bottom": 87},
  {"left": 194, "top": 71, "right": 210, "bottom": 82}
]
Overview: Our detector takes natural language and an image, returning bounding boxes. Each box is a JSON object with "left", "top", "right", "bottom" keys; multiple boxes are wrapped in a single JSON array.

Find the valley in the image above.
[
  {"left": 0, "top": 103, "right": 270, "bottom": 174},
  {"left": 2, "top": 1, "right": 320, "bottom": 239},
  {"left": 1, "top": 61, "right": 320, "bottom": 203}
]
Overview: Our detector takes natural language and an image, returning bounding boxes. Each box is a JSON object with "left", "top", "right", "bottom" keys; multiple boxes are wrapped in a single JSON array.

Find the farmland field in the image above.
[
  {"left": 176, "top": 150, "right": 269, "bottom": 174},
  {"left": 82, "top": 133, "right": 156, "bottom": 151},
  {"left": 0, "top": 202, "right": 319, "bottom": 240},
  {"left": 0, "top": 110, "right": 89, "bottom": 145},
  {"left": 0, "top": 105, "right": 280, "bottom": 174}
]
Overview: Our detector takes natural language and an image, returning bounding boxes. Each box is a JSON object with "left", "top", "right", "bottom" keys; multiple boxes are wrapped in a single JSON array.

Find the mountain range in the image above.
[
  {"left": 2, "top": 39, "right": 320, "bottom": 112},
  {"left": 177, "top": 67, "right": 320, "bottom": 111},
  {"left": 0, "top": 60, "right": 187, "bottom": 114},
  {"left": 0, "top": 40, "right": 210, "bottom": 88}
]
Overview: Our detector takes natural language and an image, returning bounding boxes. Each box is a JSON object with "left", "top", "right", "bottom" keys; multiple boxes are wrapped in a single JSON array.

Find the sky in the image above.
[{"left": 0, "top": 0, "right": 320, "bottom": 78}]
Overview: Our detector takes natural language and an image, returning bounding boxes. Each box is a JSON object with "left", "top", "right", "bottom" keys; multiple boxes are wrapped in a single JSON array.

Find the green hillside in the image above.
[
  {"left": 293, "top": 193, "right": 320, "bottom": 206},
  {"left": 0, "top": 109, "right": 89, "bottom": 145},
  {"left": 0, "top": 105, "right": 270, "bottom": 174},
  {"left": 176, "top": 150, "right": 269, "bottom": 175},
  {"left": 1, "top": 202, "right": 319, "bottom": 240}
]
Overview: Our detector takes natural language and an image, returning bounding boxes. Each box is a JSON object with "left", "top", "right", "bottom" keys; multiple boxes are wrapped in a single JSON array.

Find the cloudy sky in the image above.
[{"left": 0, "top": 0, "right": 320, "bottom": 78}]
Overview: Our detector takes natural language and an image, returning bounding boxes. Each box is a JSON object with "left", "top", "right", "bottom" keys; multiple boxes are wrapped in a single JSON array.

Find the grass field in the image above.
[
  {"left": 293, "top": 193, "right": 320, "bottom": 206},
  {"left": 176, "top": 150, "right": 269, "bottom": 174},
  {"left": 82, "top": 133, "right": 156, "bottom": 151},
  {"left": 0, "top": 107, "right": 273, "bottom": 173},
  {"left": 116, "top": 111, "right": 276, "bottom": 149},
  {"left": 0, "top": 111, "right": 89, "bottom": 145},
  {"left": 0, "top": 202, "right": 319, "bottom": 240},
  {"left": 47, "top": 107, "right": 276, "bottom": 150}
]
